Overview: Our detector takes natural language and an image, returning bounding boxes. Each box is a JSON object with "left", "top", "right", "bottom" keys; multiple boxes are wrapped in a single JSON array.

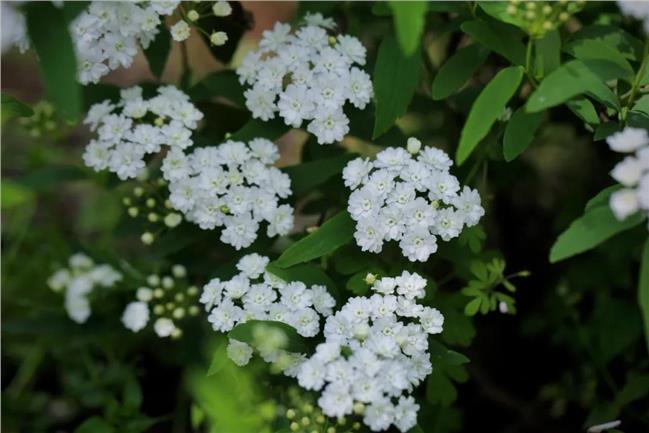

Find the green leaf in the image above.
[
  {"left": 464, "top": 298, "right": 482, "bottom": 316},
  {"left": 503, "top": 107, "right": 544, "bottom": 161},
  {"left": 568, "top": 25, "right": 643, "bottom": 61},
  {"left": 426, "top": 369, "right": 457, "bottom": 406},
  {"left": 585, "top": 185, "right": 622, "bottom": 212},
  {"left": 526, "top": 60, "right": 619, "bottom": 113},
  {"left": 431, "top": 44, "right": 489, "bottom": 100},
  {"left": 564, "top": 38, "right": 634, "bottom": 81},
  {"left": 478, "top": 1, "right": 527, "bottom": 30},
  {"left": 74, "top": 417, "right": 114, "bottom": 433},
  {"left": 389, "top": 1, "right": 427, "bottom": 56},
  {"left": 25, "top": 2, "right": 81, "bottom": 120},
  {"left": 428, "top": 340, "right": 470, "bottom": 366},
  {"left": 1, "top": 180, "right": 34, "bottom": 210},
  {"left": 189, "top": 70, "right": 246, "bottom": 107},
  {"left": 283, "top": 153, "right": 355, "bottom": 196},
  {"left": 639, "top": 239, "right": 649, "bottom": 354},
  {"left": 19, "top": 165, "right": 87, "bottom": 190},
  {"left": 207, "top": 341, "right": 229, "bottom": 376},
  {"left": 230, "top": 117, "right": 288, "bottom": 142},
  {"left": 122, "top": 375, "right": 143, "bottom": 410},
  {"left": 460, "top": 20, "right": 526, "bottom": 65},
  {"left": 632, "top": 94, "right": 649, "bottom": 118},
  {"left": 266, "top": 262, "right": 337, "bottom": 293},
  {"left": 549, "top": 205, "right": 645, "bottom": 263},
  {"left": 228, "top": 320, "right": 305, "bottom": 353},
  {"left": 143, "top": 25, "right": 171, "bottom": 79},
  {"left": 373, "top": 34, "right": 421, "bottom": 138},
  {"left": 1, "top": 93, "right": 33, "bottom": 122},
  {"left": 456, "top": 66, "right": 524, "bottom": 165},
  {"left": 275, "top": 211, "right": 355, "bottom": 268},
  {"left": 566, "top": 97, "right": 600, "bottom": 125},
  {"left": 534, "top": 30, "right": 561, "bottom": 79}
]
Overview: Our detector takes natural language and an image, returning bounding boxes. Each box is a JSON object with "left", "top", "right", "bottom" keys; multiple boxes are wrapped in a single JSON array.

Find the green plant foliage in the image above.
[
  {"left": 389, "top": 1, "right": 427, "bottom": 57},
  {"left": 431, "top": 44, "right": 490, "bottom": 101}
]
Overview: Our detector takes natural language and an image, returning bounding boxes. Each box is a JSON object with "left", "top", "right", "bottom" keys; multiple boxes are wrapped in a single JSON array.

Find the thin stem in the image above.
[
  {"left": 524, "top": 37, "right": 537, "bottom": 87},
  {"left": 623, "top": 37, "right": 649, "bottom": 124}
]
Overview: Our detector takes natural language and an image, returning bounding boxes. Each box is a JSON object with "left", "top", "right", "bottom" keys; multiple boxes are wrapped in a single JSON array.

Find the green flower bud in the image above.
[{"left": 141, "top": 232, "right": 155, "bottom": 245}]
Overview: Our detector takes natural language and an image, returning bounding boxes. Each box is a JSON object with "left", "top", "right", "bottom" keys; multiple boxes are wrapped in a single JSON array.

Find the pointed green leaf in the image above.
[
  {"left": 527, "top": 60, "right": 619, "bottom": 113},
  {"left": 283, "top": 153, "right": 355, "bottom": 196},
  {"left": 456, "top": 66, "right": 524, "bottom": 165},
  {"left": 432, "top": 44, "right": 490, "bottom": 100},
  {"left": 564, "top": 38, "right": 634, "bottom": 81},
  {"left": 549, "top": 205, "right": 644, "bottom": 263},
  {"left": 503, "top": 107, "right": 544, "bottom": 161},
  {"left": 389, "top": 1, "right": 427, "bottom": 56},
  {"left": 25, "top": 2, "right": 81, "bottom": 120},
  {"left": 460, "top": 20, "right": 526, "bottom": 65},
  {"left": 274, "top": 211, "right": 356, "bottom": 268},
  {"left": 373, "top": 34, "right": 421, "bottom": 138},
  {"left": 1, "top": 93, "right": 33, "bottom": 122},
  {"left": 228, "top": 320, "right": 306, "bottom": 353},
  {"left": 566, "top": 97, "right": 600, "bottom": 125}
]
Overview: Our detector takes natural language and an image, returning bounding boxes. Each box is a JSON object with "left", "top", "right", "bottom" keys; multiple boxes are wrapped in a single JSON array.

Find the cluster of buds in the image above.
[
  {"left": 283, "top": 388, "right": 362, "bottom": 433},
  {"left": 121, "top": 179, "right": 183, "bottom": 245},
  {"left": 170, "top": 0, "right": 232, "bottom": 46},
  {"left": 506, "top": 0, "right": 585, "bottom": 38},
  {"left": 18, "top": 101, "right": 59, "bottom": 138},
  {"left": 122, "top": 264, "right": 200, "bottom": 339}
]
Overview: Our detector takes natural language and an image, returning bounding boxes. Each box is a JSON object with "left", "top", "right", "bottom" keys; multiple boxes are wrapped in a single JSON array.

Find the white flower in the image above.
[
  {"left": 319, "top": 383, "right": 354, "bottom": 418},
  {"left": 607, "top": 127, "right": 649, "bottom": 153},
  {"left": 610, "top": 188, "right": 639, "bottom": 220},
  {"left": 170, "top": 20, "right": 190, "bottom": 42},
  {"left": 606, "top": 127, "right": 649, "bottom": 227},
  {"left": 212, "top": 1, "right": 232, "bottom": 17},
  {"left": 210, "top": 31, "right": 228, "bottom": 46},
  {"left": 393, "top": 396, "right": 419, "bottom": 432},
  {"left": 48, "top": 254, "right": 121, "bottom": 324},
  {"left": 227, "top": 339, "right": 254, "bottom": 366},
  {"left": 83, "top": 86, "right": 203, "bottom": 182},
  {"left": 344, "top": 140, "right": 484, "bottom": 262},
  {"left": 122, "top": 302, "right": 150, "bottom": 332},
  {"left": 237, "top": 18, "right": 373, "bottom": 144},
  {"left": 154, "top": 317, "right": 177, "bottom": 337}
]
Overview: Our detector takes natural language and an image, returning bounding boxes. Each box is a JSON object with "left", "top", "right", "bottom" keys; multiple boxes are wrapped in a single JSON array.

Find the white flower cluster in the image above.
[
  {"left": 83, "top": 85, "right": 203, "bottom": 180},
  {"left": 236, "top": 13, "right": 373, "bottom": 144},
  {"left": 71, "top": 1, "right": 180, "bottom": 84},
  {"left": 1, "top": 2, "right": 29, "bottom": 54},
  {"left": 165, "top": 139, "right": 294, "bottom": 250},
  {"left": 606, "top": 127, "right": 649, "bottom": 226},
  {"left": 618, "top": 1, "right": 649, "bottom": 33},
  {"left": 296, "top": 272, "right": 443, "bottom": 432},
  {"left": 200, "top": 254, "right": 336, "bottom": 363},
  {"left": 343, "top": 138, "right": 485, "bottom": 262},
  {"left": 122, "top": 264, "right": 201, "bottom": 338},
  {"left": 47, "top": 253, "right": 122, "bottom": 324}
]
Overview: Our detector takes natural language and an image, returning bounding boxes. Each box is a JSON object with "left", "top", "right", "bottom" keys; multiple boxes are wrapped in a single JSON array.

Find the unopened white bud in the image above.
[
  {"left": 210, "top": 31, "right": 228, "bottom": 46},
  {"left": 406, "top": 137, "right": 422, "bottom": 154},
  {"left": 212, "top": 1, "right": 232, "bottom": 17}
]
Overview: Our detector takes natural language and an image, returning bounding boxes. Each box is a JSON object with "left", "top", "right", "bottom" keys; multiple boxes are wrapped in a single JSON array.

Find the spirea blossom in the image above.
[
  {"left": 47, "top": 253, "right": 122, "bottom": 324},
  {"left": 71, "top": 1, "right": 181, "bottom": 84},
  {"left": 606, "top": 127, "right": 649, "bottom": 227},
  {"left": 296, "top": 272, "right": 443, "bottom": 432},
  {"left": 343, "top": 138, "right": 485, "bottom": 262},
  {"left": 165, "top": 139, "right": 295, "bottom": 249},
  {"left": 82, "top": 85, "right": 203, "bottom": 180},
  {"left": 121, "top": 265, "right": 201, "bottom": 338},
  {"left": 236, "top": 13, "right": 373, "bottom": 144},
  {"left": 1, "top": 2, "right": 29, "bottom": 54},
  {"left": 618, "top": 1, "right": 649, "bottom": 33},
  {"left": 200, "top": 254, "right": 336, "bottom": 366}
]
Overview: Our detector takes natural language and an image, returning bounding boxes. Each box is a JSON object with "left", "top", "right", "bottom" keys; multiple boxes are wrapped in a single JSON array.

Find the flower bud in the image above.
[
  {"left": 301, "top": 416, "right": 310, "bottom": 426},
  {"left": 153, "top": 304, "right": 165, "bottom": 315},
  {"left": 164, "top": 213, "right": 183, "bottom": 228},
  {"left": 147, "top": 212, "right": 159, "bottom": 222},
  {"left": 172, "top": 307, "right": 186, "bottom": 319},
  {"left": 134, "top": 186, "right": 144, "bottom": 197},
  {"left": 123, "top": 197, "right": 132, "bottom": 206},
  {"left": 171, "top": 328, "right": 182, "bottom": 339},
  {"left": 286, "top": 409, "right": 296, "bottom": 420},
  {"left": 290, "top": 422, "right": 300, "bottom": 432},
  {"left": 141, "top": 232, "right": 155, "bottom": 245},
  {"left": 188, "top": 305, "right": 200, "bottom": 316},
  {"left": 162, "top": 276, "right": 174, "bottom": 289},
  {"left": 406, "top": 137, "right": 422, "bottom": 154},
  {"left": 364, "top": 273, "right": 376, "bottom": 285},
  {"left": 187, "top": 286, "right": 199, "bottom": 296},
  {"left": 147, "top": 274, "right": 160, "bottom": 286},
  {"left": 128, "top": 207, "right": 139, "bottom": 217},
  {"left": 172, "top": 264, "right": 187, "bottom": 278},
  {"left": 210, "top": 31, "right": 228, "bottom": 46},
  {"left": 187, "top": 9, "right": 199, "bottom": 21},
  {"left": 146, "top": 198, "right": 156, "bottom": 208},
  {"left": 153, "top": 288, "right": 165, "bottom": 298},
  {"left": 212, "top": 1, "right": 232, "bottom": 17}
]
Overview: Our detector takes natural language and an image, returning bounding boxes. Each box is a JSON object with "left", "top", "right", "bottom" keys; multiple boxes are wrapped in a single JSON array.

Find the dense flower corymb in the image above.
[
  {"left": 82, "top": 85, "right": 203, "bottom": 180},
  {"left": 343, "top": 138, "right": 485, "bottom": 262},
  {"left": 200, "top": 254, "right": 336, "bottom": 366},
  {"left": 71, "top": 1, "right": 181, "bottom": 84},
  {"left": 165, "top": 139, "right": 295, "bottom": 249},
  {"left": 236, "top": 13, "right": 373, "bottom": 145},
  {"left": 606, "top": 127, "right": 649, "bottom": 227},
  {"left": 296, "top": 272, "right": 443, "bottom": 432},
  {"left": 47, "top": 253, "right": 122, "bottom": 324}
]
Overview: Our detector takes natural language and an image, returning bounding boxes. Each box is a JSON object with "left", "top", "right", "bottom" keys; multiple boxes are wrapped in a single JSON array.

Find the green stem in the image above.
[
  {"left": 623, "top": 37, "right": 649, "bottom": 124},
  {"left": 524, "top": 37, "right": 537, "bottom": 87}
]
